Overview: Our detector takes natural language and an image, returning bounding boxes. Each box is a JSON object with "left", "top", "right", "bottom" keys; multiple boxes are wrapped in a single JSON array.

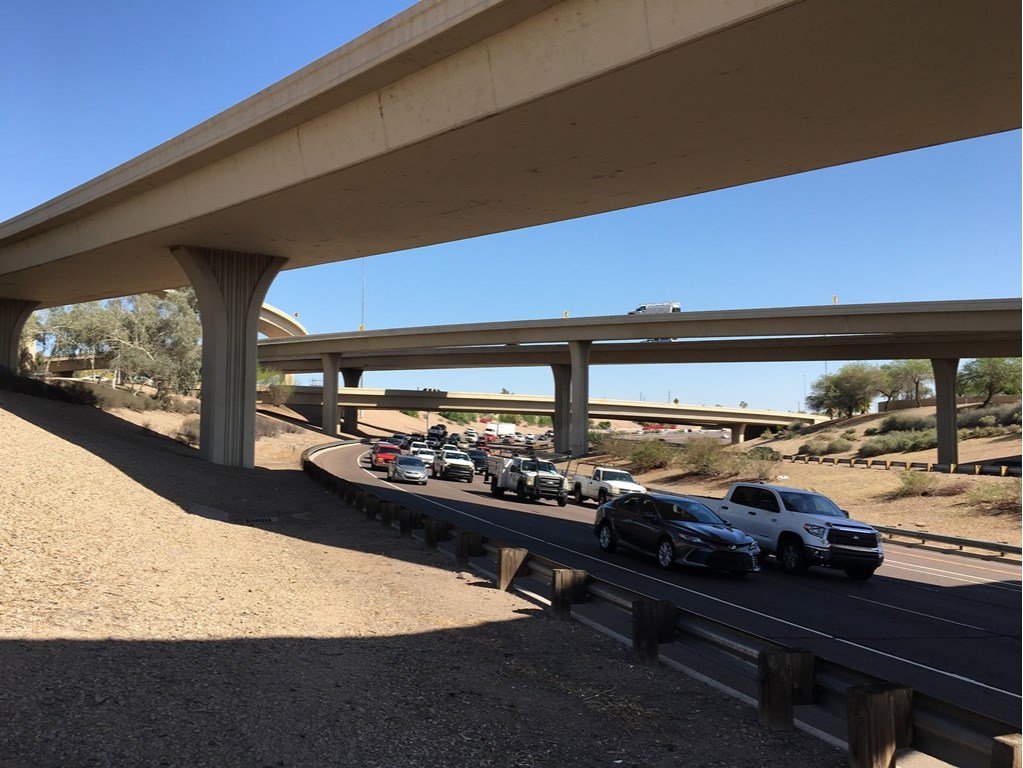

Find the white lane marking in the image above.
[
  {"left": 884, "top": 546, "right": 1022, "bottom": 578},
  {"left": 845, "top": 595, "right": 999, "bottom": 633},
  {"left": 882, "top": 561, "right": 1022, "bottom": 591},
  {"left": 346, "top": 453, "right": 1021, "bottom": 701}
]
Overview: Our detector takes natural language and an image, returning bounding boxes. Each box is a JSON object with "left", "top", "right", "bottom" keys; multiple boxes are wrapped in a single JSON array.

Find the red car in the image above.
[{"left": 371, "top": 443, "right": 401, "bottom": 470}]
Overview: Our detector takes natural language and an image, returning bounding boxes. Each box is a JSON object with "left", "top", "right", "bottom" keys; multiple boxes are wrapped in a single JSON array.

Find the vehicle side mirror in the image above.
[{"left": 840, "top": 509, "right": 850, "bottom": 518}]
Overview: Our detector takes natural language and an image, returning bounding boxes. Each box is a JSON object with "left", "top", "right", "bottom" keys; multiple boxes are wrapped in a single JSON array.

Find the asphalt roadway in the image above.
[{"left": 316, "top": 443, "right": 1022, "bottom": 730}]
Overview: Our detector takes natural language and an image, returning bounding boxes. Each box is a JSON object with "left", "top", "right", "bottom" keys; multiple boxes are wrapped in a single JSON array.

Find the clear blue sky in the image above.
[{"left": 4, "top": 2, "right": 1020, "bottom": 412}]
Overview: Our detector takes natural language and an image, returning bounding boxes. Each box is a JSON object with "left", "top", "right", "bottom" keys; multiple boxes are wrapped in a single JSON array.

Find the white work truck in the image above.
[
  {"left": 572, "top": 467, "right": 646, "bottom": 505},
  {"left": 699, "top": 483, "right": 884, "bottom": 580},
  {"left": 486, "top": 454, "right": 569, "bottom": 506}
]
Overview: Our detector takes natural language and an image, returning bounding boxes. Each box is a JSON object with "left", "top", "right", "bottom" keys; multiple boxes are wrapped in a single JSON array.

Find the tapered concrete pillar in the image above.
[
  {"left": 569, "top": 340, "right": 592, "bottom": 458},
  {"left": 172, "top": 246, "right": 286, "bottom": 467},
  {"left": 551, "top": 363, "right": 571, "bottom": 454},
  {"left": 931, "top": 358, "right": 960, "bottom": 466},
  {"left": 321, "top": 353, "right": 340, "bottom": 437},
  {"left": 340, "top": 367, "right": 363, "bottom": 435},
  {"left": 0, "top": 299, "right": 39, "bottom": 372},
  {"left": 730, "top": 423, "right": 748, "bottom": 444}
]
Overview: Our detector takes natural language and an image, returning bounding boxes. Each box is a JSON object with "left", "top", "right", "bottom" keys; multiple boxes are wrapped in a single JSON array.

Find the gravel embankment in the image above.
[{"left": 0, "top": 391, "right": 845, "bottom": 767}]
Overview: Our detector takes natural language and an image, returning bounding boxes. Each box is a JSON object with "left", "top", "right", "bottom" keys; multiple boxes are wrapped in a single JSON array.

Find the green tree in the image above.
[
  {"left": 958, "top": 358, "right": 1022, "bottom": 406},
  {"left": 806, "top": 363, "right": 881, "bottom": 419},
  {"left": 878, "top": 360, "right": 933, "bottom": 405},
  {"left": 27, "top": 290, "right": 202, "bottom": 398}
]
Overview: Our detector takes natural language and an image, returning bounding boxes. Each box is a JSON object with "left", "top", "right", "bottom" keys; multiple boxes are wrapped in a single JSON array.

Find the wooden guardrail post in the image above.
[
  {"left": 847, "top": 683, "right": 913, "bottom": 768},
  {"left": 365, "top": 495, "right": 379, "bottom": 521},
  {"left": 991, "top": 733, "right": 1022, "bottom": 768},
  {"left": 631, "top": 599, "right": 677, "bottom": 665},
  {"left": 398, "top": 506, "right": 412, "bottom": 537},
  {"left": 455, "top": 531, "right": 483, "bottom": 567},
  {"left": 380, "top": 502, "right": 395, "bottom": 529},
  {"left": 757, "top": 648, "right": 815, "bottom": 730},
  {"left": 550, "top": 568, "right": 588, "bottom": 618},
  {"left": 423, "top": 518, "right": 449, "bottom": 550},
  {"left": 497, "top": 548, "right": 529, "bottom": 591}
]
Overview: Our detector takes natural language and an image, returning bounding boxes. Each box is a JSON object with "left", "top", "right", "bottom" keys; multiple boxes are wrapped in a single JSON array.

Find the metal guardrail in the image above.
[
  {"left": 782, "top": 453, "right": 1022, "bottom": 478},
  {"left": 301, "top": 444, "right": 1020, "bottom": 768},
  {"left": 874, "top": 526, "right": 1022, "bottom": 559}
]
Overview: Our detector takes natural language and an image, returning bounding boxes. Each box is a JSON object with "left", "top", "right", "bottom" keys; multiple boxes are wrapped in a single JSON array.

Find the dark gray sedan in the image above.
[{"left": 594, "top": 492, "right": 760, "bottom": 575}]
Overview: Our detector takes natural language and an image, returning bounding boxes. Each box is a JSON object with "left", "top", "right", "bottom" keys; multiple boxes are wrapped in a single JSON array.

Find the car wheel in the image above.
[
  {"left": 574, "top": 487, "right": 585, "bottom": 505},
  {"left": 598, "top": 489, "right": 608, "bottom": 505},
  {"left": 778, "top": 539, "right": 809, "bottom": 575},
  {"left": 597, "top": 522, "right": 617, "bottom": 552},
  {"left": 491, "top": 478, "right": 504, "bottom": 497},
  {"left": 557, "top": 496, "right": 567, "bottom": 507},
  {"left": 656, "top": 538, "right": 675, "bottom": 569},
  {"left": 516, "top": 481, "right": 528, "bottom": 501},
  {"left": 465, "top": 474, "right": 473, "bottom": 483},
  {"left": 845, "top": 567, "right": 876, "bottom": 581}
]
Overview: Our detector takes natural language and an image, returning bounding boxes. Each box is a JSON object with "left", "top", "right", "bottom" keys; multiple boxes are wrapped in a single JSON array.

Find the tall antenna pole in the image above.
[{"left": 360, "top": 259, "right": 366, "bottom": 331}]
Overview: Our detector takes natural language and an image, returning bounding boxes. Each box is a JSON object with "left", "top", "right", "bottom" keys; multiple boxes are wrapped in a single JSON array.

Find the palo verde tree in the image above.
[
  {"left": 805, "top": 363, "right": 882, "bottom": 419},
  {"left": 957, "top": 357, "right": 1022, "bottom": 406},
  {"left": 878, "top": 359, "right": 933, "bottom": 406},
  {"left": 25, "top": 289, "right": 202, "bottom": 398}
]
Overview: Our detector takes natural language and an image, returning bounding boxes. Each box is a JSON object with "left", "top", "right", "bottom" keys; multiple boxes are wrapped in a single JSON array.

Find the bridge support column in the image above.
[
  {"left": 340, "top": 367, "right": 363, "bottom": 434},
  {"left": 321, "top": 353, "right": 340, "bottom": 437},
  {"left": 569, "top": 341, "right": 591, "bottom": 458},
  {"left": 551, "top": 364, "right": 571, "bottom": 454},
  {"left": 730, "top": 423, "right": 749, "bottom": 445},
  {"left": 172, "top": 246, "right": 285, "bottom": 467},
  {"left": 931, "top": 358, "right": 959, "bottom": 466},
  {"left": 0, "top": 299, "right": 39, "bottom": 372}
]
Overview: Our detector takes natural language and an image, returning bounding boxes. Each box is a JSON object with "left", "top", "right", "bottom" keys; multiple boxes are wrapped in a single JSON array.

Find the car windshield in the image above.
[
  {"left": 602, "top": 470, "right": 635, "bottom": 483},
  {"left": 660, "top": 498, "right": 725, "bottom": 525},
  {"left": 520, "top": 460, "right": 557, "bottom": 473},
  {"left": 780, "top": 491, "right": 845, "bottom": 517},
  {"left": 397, "top": 457, "right": 424, "bottom": 467},
  {"left": 446, "top": 452, "right": 468, "bottom": 460}
]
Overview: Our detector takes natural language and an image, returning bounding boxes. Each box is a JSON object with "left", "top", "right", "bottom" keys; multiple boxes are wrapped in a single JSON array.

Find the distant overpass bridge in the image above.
[
  {"left": 272, "top": 386, "right": 827, "bottom": 442},
  {"left": 257, "top": 299, "right": 1020, "bottom": 458}
]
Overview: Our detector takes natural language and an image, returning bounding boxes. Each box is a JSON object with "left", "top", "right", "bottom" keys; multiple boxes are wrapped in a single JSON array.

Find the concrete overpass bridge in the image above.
[
  {"left": 256, "top": 298, "right": 1020, "bottom": 458},
  {"left": 274, "top": 386, "right": 827, "bottom": 442},
  {"left": 1, "top": 0, "right": 1018, "bottom": 466}
]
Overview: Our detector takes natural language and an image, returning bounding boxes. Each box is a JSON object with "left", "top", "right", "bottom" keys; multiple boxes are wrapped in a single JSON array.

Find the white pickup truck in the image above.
[
  {"left": 432, "top": 449, "right": 475, "bottom": 483},
  {"left": 699, "top": 483, "right": 884, "bottom": 580},
  {"left": 486, "top": 454, "right": 569, "bottom": 506},
  {"left": 572, "top": 467, "right": 646, "bottom": 505}
]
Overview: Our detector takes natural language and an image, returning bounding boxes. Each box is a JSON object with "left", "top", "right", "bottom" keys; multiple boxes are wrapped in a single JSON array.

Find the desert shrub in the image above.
[
  {"left": 965, "top": 481, "right": 1021, "bottom": 514},
  {"left": 863, "top": 427, "right": 879, "bottom": 436},
  {"left": 0, "top": 369, "right": 100, "bottom": 405},
  {"left": 732, "top": 451, "right": 780, "bottom": 482},
  {"left": 879, "top": 413, "right": 935, "bottom": 433},
  {"left": 799, "top": 438, "right": 852, "bottom": 456},
  {"left": 628, "top": 440, "right": 676, "bottom": 473},
  {"left": 263, "top": 383, "right": 293, "bottom": 407},
  {"left": 255, "top": 414, "right": 301, "bottom": 439},
  {"left": 677, "top": 437, "right": 730, "bottom": 476},
  {"left": 164, "top": 395, "right": 200, "bottom": 414},
  {"left": 858, "top": 430, "right": 937, "bottom": 457},
  {"left": 841, "top": 429, "right": 857, "bottom": 441},
  {"left": 89, "top": 385, "right": 160, "bottom": 412},
  {"left": 889, "top": 470, "right": 937, "bottom": 498},
  {"left": 931, "top": 479, "right": 970, "bottom": 497},
  {"left": 590, "top": 434, "right": 630, "bottom": 459},
  {"left": 177, "top": 416, "right": 200, "bottom": 445},
  {"left": 957, "top": 403, "right": 1021, "bottom": 429},
  {"left": 760, "top": 428, "right": 774, "bottom": 439},
  {"left": 400, "top": 410, "right": 420, "bottom": 418},
  {"left": 440, "top": 412, "right": 477, "bottom": 425}
]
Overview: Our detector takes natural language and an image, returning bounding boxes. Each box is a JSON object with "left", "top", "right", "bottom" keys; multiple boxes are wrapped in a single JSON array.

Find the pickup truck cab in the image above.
[
  {"left": 573, "top": 467, "right": 646, "bottom": 505},
  {"left": 702, "top": 483, "right": 883, "bottom": 580}
]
